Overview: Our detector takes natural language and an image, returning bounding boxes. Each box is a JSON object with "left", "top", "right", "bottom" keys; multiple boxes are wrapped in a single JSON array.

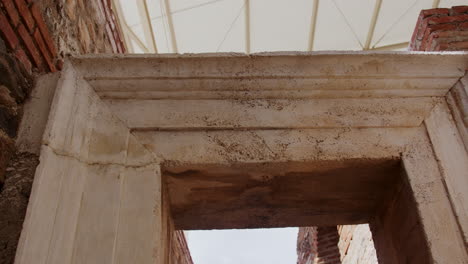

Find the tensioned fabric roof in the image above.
[{"left": 112, "top": 0, "right": 466, "bottom": 54}]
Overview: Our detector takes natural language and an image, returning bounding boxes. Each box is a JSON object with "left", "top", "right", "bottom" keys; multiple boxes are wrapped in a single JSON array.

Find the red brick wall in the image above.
[
  {"left": 410, "top": 6, "right": 468, "bottom": 51},
  {"left": 315, "top": 227, "right": 341, "bottom": 264},
  {"left": 0, "top": 0, "right": 59, "bottom": 73},
  {"left": 297, "top": 226, "right": 342, "bottom": 264},
  {"left": 297, "top": 226, "right": 318, "bottom": 264},
  {"left": 297, "top": 225, "right": 378, "bottom": 264},
  {"left": 0, "top": 0, "right": 126, "bottom": 75}
]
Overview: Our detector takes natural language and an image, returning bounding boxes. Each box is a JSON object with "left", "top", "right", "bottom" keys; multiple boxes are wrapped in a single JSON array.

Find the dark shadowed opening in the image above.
[{"left": 161, "top": 158, "right": 431, "bottom": 263}]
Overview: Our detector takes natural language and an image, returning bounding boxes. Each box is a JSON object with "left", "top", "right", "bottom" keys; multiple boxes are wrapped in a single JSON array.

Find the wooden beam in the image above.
[
  {"left": 364, "top": 0, "right": 382, "bottom": 50},
  {"left": 163, "top": 0, "right": 179, "bottom": 53},
  {"left": 307, "top": 0, "right": 319, "bottom": 51},
  {"left": 432, "top": 0, "right": 440, "bottom": 8}
]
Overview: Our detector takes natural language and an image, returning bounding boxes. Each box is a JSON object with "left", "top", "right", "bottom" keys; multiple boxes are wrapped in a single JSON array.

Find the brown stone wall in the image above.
[
  {"left": 370, "top": 171, "right": 431, "bottom": 264},
  {"left": 37, "top": 0, "right": 125, "bottom": 54},
  {"left": 0, "top": 0, "right": 125, "bottom": 263},
  {"left": 337, "top": 225, "right": 377, "bottom": 264},
  {"left": 0, "top": 153, "right": 38, "bottom": 263}
]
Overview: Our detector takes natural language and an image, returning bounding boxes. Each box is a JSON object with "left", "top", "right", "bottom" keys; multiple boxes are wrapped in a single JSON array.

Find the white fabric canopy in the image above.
[{"left": 113, "top": 0, "right": 466, "bottom": 54}]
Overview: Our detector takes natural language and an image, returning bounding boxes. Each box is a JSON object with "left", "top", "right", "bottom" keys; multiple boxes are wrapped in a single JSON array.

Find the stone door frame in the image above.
[{"left": 14, "top": 52, "right": 468, "bottom": 263}]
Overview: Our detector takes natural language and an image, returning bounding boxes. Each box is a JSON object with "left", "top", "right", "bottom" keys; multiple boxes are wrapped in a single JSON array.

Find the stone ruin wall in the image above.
[
  {"left": 0, "top": 1, "right": 194, "bottom": 263},
  {"left": 2, "top": 2, "right": 467, "bottom": 264},
  {"left": 297, "top": 225, "right": 377, "bottom": 264}
]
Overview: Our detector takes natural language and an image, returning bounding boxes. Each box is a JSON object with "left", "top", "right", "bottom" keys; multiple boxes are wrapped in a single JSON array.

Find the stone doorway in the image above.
[
  {"left": 164, "top": 159, "right": 428, "bottom": 263},
  {"left": 14, "top": 52, "right": 468, "bottom": 264}
]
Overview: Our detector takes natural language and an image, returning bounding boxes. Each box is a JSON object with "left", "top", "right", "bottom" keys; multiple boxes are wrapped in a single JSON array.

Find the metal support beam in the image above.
[
  {"left": 163, "top": 0, "right": 179, "bottom": 53},
  {"left": 364, "top": 0, "right": 382, "bottom": 50},
  {"left": 244, "top": 0, "right": 251, "bottom": 54},
  {"left": 113, "top": 0, "right": 151, "bottom": 53},
  {"left": 432, "top": 0, "right": 440, "bottom": 8},
  {"left": 125, "top": 25, "right": 150, "bottom": 53},
  {"left": 112, "top": 0, "right": 133, "bottom": 53},
  {"left": 307, "top": 0, "right": 319, "bottom": 51},
  {"left": 136, "top": 0, "right": 158, "bottom": 52},
  {"left": 370, "top": 42, "right": 409, "bottom": 51}
]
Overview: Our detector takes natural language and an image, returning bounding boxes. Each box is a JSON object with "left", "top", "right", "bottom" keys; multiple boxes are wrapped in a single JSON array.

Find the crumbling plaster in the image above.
[{"left": 14, "top": 52, "right": 468, "bottom": 264}]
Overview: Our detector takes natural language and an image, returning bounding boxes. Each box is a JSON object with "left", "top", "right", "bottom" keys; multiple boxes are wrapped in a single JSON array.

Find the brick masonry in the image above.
[
  {"left": 297, "top": 227, "right": 318, "bottom": 264},
  {"left": 410, "top": 5, "right": 468, "bottom": 51},
  {"left": 297, "top": 225, "right": 377, "bottom": 264}
]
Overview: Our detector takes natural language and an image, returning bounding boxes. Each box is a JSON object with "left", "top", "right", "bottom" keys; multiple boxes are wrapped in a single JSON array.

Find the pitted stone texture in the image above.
[
  {"left": 401, "top": 127, "right": 468, "bottom": 263},
  {"left": 38, "top": 0, "right": 124, "bottom": 55},
  {"left": 338, "top": 225, "right": 377, "bottom": 264},
  {"left": 134, "top": 128, "right": 416, "bottom": 165},
  {"left": 0, "top": 153, "right": 39, "bottom": 264},
  {"left": 15, "top": 62, "right": 163, "bottom": 264},
  {"left": 0, "top": 131, "right": 14, "bottom": 186},
  {"left": 73, "top": 53, "right": 468, "bottom": 101},
  {"left": 16, "top": 73, "right": 59, "bottom": 155},
  {"left": 106, "top": 97, "right": 439, "bottom": 130},
  {"left": 15, "top": 53, "right": 468, "bottom": 264}
]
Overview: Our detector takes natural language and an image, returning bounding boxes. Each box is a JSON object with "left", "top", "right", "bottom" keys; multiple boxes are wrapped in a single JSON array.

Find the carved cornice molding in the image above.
[{"left": 71, "top": 52, "right": 468, "bottom": 100}]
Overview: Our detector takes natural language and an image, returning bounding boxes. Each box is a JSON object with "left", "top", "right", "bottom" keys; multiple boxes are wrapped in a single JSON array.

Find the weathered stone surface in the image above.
[
  {"left": 371, "top": 168, "right": 431, "bottom": 264},
  {"left": 0, "top": 131, "right": 14, "bottom": 187},
  {"left": 0, "top": 86, "right": 16, "bottom": 108},
  {"left": 339, "top": 225, "right": 377, "bottom": 264},
  {"left": 105, "top": 97, "right": 440, "bottom": 129},
  {"left": 38, "top": 0, "right": 124, "bottom": 55},
  {"left": 113, "top": 164, "right": 162, "bottom": 264},
  {"left": 0, "top": 153, "right": 39, "bottom": 264},
  {"left": 446, "top": 77, "right": 468, "bottom": 151},
  {"left": 0, "top": 52, "right": 32, "bottom": 141},
  {"left": 15, "top": 53, "right": 468, "bottom": 264},
  {"left": 0, "top": 54, "right": 31, "bottom": 102},
  {"left": 425, "top": 101, "right": 468, "bottom": 244},
  {"left": 402, "top": 127, "right": 468, "bottom": 263},
  {"left": 16, "top": 73, "right": 59, "bottom": 155},
  {"left": 15, "top": 62, "right": 163, "bottom": 264},
  {"left": 134, "top": 127, "right": 417, "bottom": 165},
  {"left": 165, "top": 159, "right": 401, "bottom": 229},
  {"left": 73, "top": 53, "right": 468, "bottom": 100}
]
